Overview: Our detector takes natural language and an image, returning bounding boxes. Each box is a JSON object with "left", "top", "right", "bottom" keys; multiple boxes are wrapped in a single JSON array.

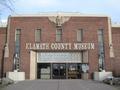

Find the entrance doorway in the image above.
[
  {"left": 37, "top": 63, "right": 89, "bottom": 79},
  {"left": 37, "top": 63, "right": 51, "bottom": 79},
  {"left": 68, "top": 64, "right": 82, "bottom": 79},
  {"left": 52, "top": 64, "right": 66, "bottom": 79}
]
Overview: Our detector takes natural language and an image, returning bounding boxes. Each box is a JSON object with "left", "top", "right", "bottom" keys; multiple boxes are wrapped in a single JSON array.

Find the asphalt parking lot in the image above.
[{"left": 1, "top": 80, "right": 119, "bottom": 90}]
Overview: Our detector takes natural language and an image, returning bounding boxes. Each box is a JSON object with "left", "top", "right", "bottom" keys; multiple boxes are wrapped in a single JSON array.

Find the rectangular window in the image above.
[
  {"left": 37, "top": 52, "right": 82, "bottom": 63},
  {"left": 98, "top": 29, "right": 105, "bottom": 70},
  {"left": 35, "top": 29, "right": 41, "bottom": 42},
  {"left": 15, "top": 29, "right": 21, "bottom": 54},
  {"left": 77, "top": 29, "right": 83, "bottom": 42},
  {"left": 56, "top": 28, "right": 62, "bottom": 42},
  {"left": 14, "top": 29, "right": 21, "bottom": 71}
]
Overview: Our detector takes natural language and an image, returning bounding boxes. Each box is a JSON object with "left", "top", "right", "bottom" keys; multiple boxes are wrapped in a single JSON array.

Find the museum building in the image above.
[{"left": 0, "top": 12, "right": 120, "bottom": 80}]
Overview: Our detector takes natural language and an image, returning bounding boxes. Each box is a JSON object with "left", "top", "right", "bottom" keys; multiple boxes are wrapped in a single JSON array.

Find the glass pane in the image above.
[
  {"left": 37, "top": 63, "right": 50, "bottom": 79},
  {"left": 35, "top": 29, "right": 41, "bottom": 42},
  {"left": 77, "top": 29, "right": 83, "bottom": 42},
  {"left": 56, "top": 29, "right": 62, "bottom": 42},
  {"left": 15, "top": 46, "right": 20, "bottom": 53},
  {"left": 15, "top": 29, "right": 21, "bottom": 54},
  {"left": 56, "top": 29, "right": 62, "bottom": 35},
  {"left": 56, "top": 34, "right": 61, "bottom": 42},
  {"left": 68, "top": 64, "right": 81, "bottom": 79},
  {"left": 37, "top": 52, "right": 82, "bottom": 63},
  {"left": 16, "top": 35, "right": 20, "bottom": 41},
  {"left": 16, "top": 29, "right": 21, "bottom": 34},
  {"left": 98, "top": 29, "right": 105, "bottom": 70}
]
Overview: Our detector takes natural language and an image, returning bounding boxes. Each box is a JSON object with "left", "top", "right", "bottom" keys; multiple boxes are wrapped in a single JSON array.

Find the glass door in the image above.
[
  {"left": 37, "top": 63, "right": 51, "bottom": 79},
  {"left": 52, "top": 64, "right": 66, "bottom": 79},
  {"left": 68, "top": 63, "right": 81, "bottom": 79}
]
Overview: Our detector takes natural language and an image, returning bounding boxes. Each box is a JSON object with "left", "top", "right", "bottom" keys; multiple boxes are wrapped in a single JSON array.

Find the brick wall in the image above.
[
  {"left": 3, "top": 16, "right": 111, "bottom": 79},
  {"left": 0, "top": 27, "right": 6, "bottom": 78},
  {"left": 112, "top": 27, "right": 120, "bottom": 77}
]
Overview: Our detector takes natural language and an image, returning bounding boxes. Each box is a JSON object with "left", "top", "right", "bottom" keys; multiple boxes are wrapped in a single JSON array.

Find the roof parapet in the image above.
[
  {"left": 0, "top": 22, "right": 7, "bottom": 27},
  {"left": 10, "top": 12, "right": 108, "bottom": 18},
  {"left": 112, "top": 23, "right": 120, "bottom": 27}
]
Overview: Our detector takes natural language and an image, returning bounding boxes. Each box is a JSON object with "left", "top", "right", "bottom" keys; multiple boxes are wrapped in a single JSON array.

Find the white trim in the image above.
[
  {"left": 112, "top": 24, "right": 120, "bottom": 27},
  {"left": 30, "top": 51, "right": 37, "bottom": 80},
  {"left": 10, "top": 12, "right": 108, "bottom": 18},
  {"left": 108, "top": 17, "right": 114, "bottom": 58}
]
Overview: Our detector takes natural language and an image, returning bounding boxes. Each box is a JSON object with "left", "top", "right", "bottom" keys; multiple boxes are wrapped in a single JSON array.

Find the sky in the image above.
[{"left": 0, "top": 0, "right": 120, "bottom": 23}]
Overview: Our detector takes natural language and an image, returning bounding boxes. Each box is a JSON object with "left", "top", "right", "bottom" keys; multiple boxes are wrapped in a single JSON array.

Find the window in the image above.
[
  {"left": 14, "top": 29, "right": 21, "bottom": 71},
  {"left": 98, "top": 29, "right": 105, "bottom": 70},
  {"left": 37, "top": 52, "right": 82, "bottom": 63},
  {"left": 56, "top": 28, "right": 62, "bottom": 42},
  {"left": 37, "top": 63, "right": 50, "bottom": 79},
  {"left": 35, "top": 29, "right": 41, "bottom": 42},
  {"left": 77, "top": 29, "right": 83, "bottom": 42},
  {"left": 15, "top": 29, "right": 21, "bottom": 55}
]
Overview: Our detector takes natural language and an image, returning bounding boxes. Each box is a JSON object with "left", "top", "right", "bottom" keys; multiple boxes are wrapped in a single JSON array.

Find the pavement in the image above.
[{"left": 1, "top": 79, "right": 119, "bottom": 90}]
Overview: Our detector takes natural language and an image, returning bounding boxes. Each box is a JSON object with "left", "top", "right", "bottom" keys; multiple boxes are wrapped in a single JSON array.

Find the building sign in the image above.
[{"left": 26, "top": 43, "right": 95, "bottom": 50}]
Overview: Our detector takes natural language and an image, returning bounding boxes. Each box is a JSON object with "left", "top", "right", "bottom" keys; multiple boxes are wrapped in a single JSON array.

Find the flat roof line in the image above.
[
  {"left": 0, "top": 23, "right": 7, "bottom": 27},
  {"left": 112, "top": 24, "right": 120, "bottom": 28},
  {"left": 10, "top": 12, "right": 108, "bottom": 17}
]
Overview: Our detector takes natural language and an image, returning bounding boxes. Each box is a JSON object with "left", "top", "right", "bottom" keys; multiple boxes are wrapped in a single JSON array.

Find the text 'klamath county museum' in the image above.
[{"left": 0, "top": 12, "right": 120, "bottom": 80}]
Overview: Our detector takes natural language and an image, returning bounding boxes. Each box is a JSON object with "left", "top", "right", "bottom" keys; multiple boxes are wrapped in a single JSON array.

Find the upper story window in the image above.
[
  {"left": 14, "top": 29, "right": 21, "bottom": 71},
  {"left": 77, "top": 29, "right": 83, "bottom": 42},
  {"left": 15, "top": 29, "right": 21, "bottom": 42},
  {"left": 56, "top": 28, "right": 62, "bottom": 42},
  {"left": 98, "top": 29, "right": 104, "bottom": 44},
  {"left": 15, "top": 29, "right": 21, "bottom": 54},
  {"left": 35, "top": 29, "right": 41, "bottom": 42}
]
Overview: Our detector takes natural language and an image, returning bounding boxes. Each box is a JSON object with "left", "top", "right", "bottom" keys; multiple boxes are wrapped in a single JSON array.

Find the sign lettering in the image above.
[{"left": 26, "top": 43, "right": 95, "bottom": 50}]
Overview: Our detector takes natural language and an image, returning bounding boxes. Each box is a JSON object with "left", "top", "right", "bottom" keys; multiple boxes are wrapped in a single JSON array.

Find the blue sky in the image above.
[{"left": 0, "top": 0, "right": 120, "bottom": 23}]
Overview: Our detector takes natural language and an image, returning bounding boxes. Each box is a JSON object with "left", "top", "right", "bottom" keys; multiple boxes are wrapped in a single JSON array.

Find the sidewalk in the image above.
[{"left": 1, "top": 80, "right": 119, "bottom": 90}]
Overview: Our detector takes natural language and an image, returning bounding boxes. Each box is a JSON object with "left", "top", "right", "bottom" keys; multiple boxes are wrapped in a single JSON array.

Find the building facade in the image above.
[
  {"left": 0, "top": 13, "right": 120, "bottom": 80},
  {"left": 111, "top": 25, "right": 120, "bottom": 77}
]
